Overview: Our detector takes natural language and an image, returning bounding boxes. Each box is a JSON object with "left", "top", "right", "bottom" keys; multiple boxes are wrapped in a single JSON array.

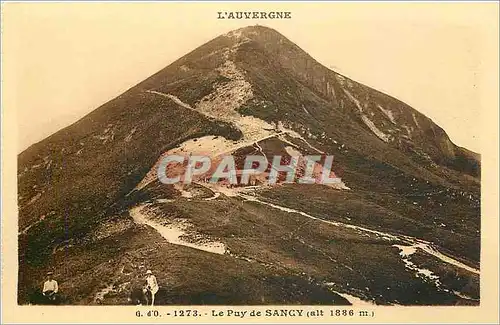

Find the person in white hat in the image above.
[
  {"left": 42, "top": 271, "right": 59, "bottom": 303},
  {"left": 145, "top": 270, "right": 159, "bottom": 306}
]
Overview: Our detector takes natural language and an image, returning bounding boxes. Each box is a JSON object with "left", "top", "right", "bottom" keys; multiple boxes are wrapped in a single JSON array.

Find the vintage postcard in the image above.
[{"left": 1, "top": 1, "right": 499, "bottom": 324}]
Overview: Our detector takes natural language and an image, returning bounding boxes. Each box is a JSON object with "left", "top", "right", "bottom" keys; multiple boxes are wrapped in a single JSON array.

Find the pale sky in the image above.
[{"left": 3, "top": 2, "right": 499, "bottom": 154}]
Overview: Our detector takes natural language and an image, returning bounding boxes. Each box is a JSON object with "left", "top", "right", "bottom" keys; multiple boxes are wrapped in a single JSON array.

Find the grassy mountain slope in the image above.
[{"left": 18, "top": 25, "right": 480, "bottom": 305}]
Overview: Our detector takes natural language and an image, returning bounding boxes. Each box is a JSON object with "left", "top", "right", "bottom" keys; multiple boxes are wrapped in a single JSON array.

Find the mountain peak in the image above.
[
  {"left": 18, "top": 24, "right": 480, "bottom": 306},
  {"left": 222, "top": 24, "right": 292, "bottom": 46},
  {"left": 225, "top": 25, "right": 280, "bottom": 37}
]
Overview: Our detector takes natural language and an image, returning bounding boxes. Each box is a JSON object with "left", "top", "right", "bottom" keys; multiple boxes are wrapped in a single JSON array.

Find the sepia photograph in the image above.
[{"left": 1, "top": 1, "right": 499, "bottom": 324}]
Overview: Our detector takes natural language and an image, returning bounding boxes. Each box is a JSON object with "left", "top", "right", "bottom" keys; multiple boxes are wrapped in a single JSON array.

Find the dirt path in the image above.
[
  {"left": 238, "top": 193, "right": 480, "bottom": 275},
  {"left": 130, "top": 204, "right": 226, "bottom": 255}
]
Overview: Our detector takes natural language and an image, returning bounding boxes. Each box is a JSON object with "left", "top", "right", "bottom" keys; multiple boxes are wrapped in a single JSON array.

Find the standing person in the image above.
[
  {"left": 145, "top": 270, "right": 159, "bottom": 306},
  {"left": 42, "top": 271, "right": 59, "bottom": 304}
]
